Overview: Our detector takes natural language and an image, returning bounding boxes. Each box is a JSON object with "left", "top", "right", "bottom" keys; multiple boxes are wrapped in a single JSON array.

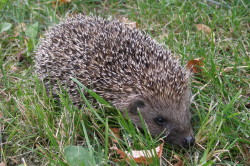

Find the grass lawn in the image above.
[{"left": 0, "top": 0, "right": 249, "bottom": 165}]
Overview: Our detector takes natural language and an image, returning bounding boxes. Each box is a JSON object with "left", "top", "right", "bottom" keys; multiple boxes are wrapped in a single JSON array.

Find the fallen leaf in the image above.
[
  {"left": 173, "top": 155, "right": 183, "bottom": 166},
  {"left": 110, "top": 128, "right": 120, "bottom": 134},
  {"left": 50, "top": 0, "right": 71, "bottom": 7},
  {"left": 242, "top": 144, "right": 250, "bottom": 165},
  {"left": 10, "top": 66, "right": 18, "bottom": 72},
  {"left": 15, "top": 49, "right": 26, "bottom": 62},
  {"left": 120, "top": 17, "right": 138, "bottom": 29},
  {"left": 186, "top": 58, "right": 204, "bottom": 73},
  {"left": 14, "top": 23, "right": 26, "bottom": 37},
  {"left": 60, "top": 0, "right": 71, "bottom": 2},
  {"left": 126, "top": 22, "right": 138, "bottom": 29},
  {"left": 110, "top": 141, "right": 164, "bottom": 164},
  {"left": 196, "top": 24, "right": 212, "bottom": 34},
  {"left": 110, "top": 128, "right": 121, "bottom": 143}
]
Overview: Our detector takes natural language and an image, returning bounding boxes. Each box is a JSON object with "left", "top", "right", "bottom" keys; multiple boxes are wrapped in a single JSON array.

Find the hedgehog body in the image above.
[{"left": 35, "top": 15, "right": 194, "bottom": 147}]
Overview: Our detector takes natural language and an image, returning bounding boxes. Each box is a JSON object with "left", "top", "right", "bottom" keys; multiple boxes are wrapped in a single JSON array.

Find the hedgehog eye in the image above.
[{"left": 154, "top": 116, "right": 166, "bottom": 126}]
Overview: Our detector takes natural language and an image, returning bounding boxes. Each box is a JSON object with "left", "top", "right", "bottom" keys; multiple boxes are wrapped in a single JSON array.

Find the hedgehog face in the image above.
[{"left": 124, "top": 91, "right": 194, "bottom": 148}]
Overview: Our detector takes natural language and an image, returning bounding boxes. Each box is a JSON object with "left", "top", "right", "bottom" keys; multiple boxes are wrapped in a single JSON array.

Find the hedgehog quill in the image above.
[{"left": 35, "top": 14, "right": 195, "bottom": 148}]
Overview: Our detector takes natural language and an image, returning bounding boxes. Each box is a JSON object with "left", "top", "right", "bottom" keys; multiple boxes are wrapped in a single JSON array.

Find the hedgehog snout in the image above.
[
  {"left": 182, "top": 136, "right": 195, "bottom": 148},
  {"left": 163, "top": 124, "right": 195, "bottom": 148},
  {"left": 164, "top": 133, "right": 195, "bottom": 148},
  {"left": 180, "top": 125, "right": 195, "bottom": 148}
]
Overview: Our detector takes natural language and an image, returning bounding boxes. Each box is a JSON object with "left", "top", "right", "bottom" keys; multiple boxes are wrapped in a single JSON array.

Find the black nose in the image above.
[{"left": 182, "top": 136, "right": 195, "bottom": 148}]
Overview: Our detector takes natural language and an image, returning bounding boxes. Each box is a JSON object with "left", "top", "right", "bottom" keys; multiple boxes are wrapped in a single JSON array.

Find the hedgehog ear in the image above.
[{"left": 128, "top": 99, "right": 145, "bottom": 115}]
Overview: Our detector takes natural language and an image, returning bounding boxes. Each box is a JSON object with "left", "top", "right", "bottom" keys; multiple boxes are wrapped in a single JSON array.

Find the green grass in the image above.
[{"left": 0, "top": 0, "right": 249, "bottom": 165}]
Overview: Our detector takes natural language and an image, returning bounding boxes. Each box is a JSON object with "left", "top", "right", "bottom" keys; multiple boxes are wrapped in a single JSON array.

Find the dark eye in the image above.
[{"left": 154, "top": 116, "right": 166, "bottom": 126}]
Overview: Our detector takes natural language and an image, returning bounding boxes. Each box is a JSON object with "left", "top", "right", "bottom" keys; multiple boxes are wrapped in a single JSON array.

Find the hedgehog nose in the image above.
[{"left": 182, "top": 136, "right": 195, "bottom": 148}]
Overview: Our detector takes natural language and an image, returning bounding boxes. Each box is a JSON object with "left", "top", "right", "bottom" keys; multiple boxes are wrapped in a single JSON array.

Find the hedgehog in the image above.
[{"left": 35, "top": 14, "right": 195, "bottom": 148}]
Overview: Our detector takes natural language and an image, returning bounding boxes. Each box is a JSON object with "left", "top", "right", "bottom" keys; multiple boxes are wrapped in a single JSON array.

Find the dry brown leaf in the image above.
[
  {"left": 110, "top": 141, "right": 164, "bottom": 164},
  {"left": 126, "top": 22, "right": 138, "bottom": 29},
  {"left": 242, "top": 144, "right": 250, "bottom": 165},
  {"left": 111, "top": 128, "right": 120, "bottom": 134},
  {"left": 14, "top": 23, "right": 26, "bottom": 37},
  {"left": 60, "top": 0, "right": 71, "bottom": 2},
  {"left": 173, "top": 155, "right": 183, "bottom": 166},
  {"left": 50, "top": 0, "right": 71, "bottom": 7},
  {"left": 15, "top": 49, "right": 26, "bottom": 62},
  {"left": 10, "top": 66, "right": 18, "bottom": 72},
  {"left": 196, "top": 24, "right": 212, "bottom": 34},
  {"left": 0, "top": 112, "right": 3, "bottom": 118},
  {"left": 186, "top": 58, "right": 204, "bottom": 73},
  {"left": 120, "top": 17, "right": 138, "bottom": 29},
  {"left": 110, "top": 128, "right": 121, "bottom": 143}
]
